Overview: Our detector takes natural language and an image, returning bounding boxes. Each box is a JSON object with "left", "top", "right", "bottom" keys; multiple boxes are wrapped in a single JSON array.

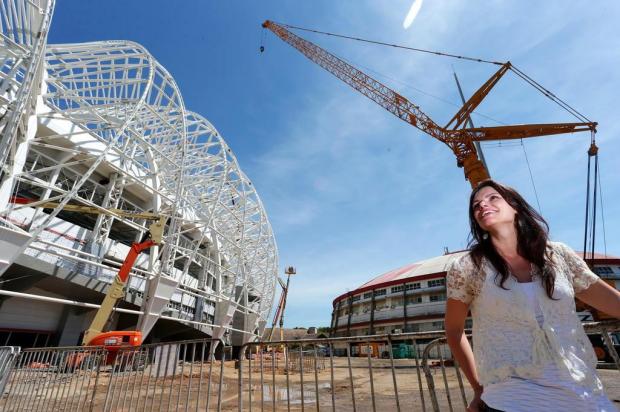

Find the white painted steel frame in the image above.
[{"left": 0, "top": 1, "right": 277, "bottom": 343}]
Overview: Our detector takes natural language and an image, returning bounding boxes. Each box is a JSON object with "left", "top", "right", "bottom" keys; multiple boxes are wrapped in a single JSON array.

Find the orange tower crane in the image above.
[{"left": 262, "top": 21, "right": 596, "bottom": 187}]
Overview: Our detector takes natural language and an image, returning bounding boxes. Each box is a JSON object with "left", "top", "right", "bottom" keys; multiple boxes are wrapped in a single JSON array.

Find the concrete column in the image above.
[
  {"left": 403, "top": 285, "right": 409, "bottom": 330},
  {"left": 56, "top": 307, "right": 97, "bottom": 347},
  {"left": 346, "top": 296, "right": 353, "bottom": 336},
  {"left": 330, "top": 299, "right": 342, "bottom": 337},
  {"left": 369, "top": 293, "right": 376, "bottom": 335}
]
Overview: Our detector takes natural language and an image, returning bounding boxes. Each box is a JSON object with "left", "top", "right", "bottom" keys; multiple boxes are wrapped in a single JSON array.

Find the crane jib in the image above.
[{"left": 262, "top": 20, "right": 595, "bottom": 187}]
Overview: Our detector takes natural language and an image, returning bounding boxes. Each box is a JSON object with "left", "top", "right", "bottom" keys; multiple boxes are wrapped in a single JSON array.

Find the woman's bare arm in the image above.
[
  {"left": 576, "top": 279, "right": 620, "bottom": 319},
  {"left": 445, "top": 298, "right": 482, "bottom": 395}
]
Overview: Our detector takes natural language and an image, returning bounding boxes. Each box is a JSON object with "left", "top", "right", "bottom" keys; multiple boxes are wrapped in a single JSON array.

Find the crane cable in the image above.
[
  {"left": 597, "top": 166, "right": 607, "bottom": 257},
  {"left": 507, "top": 65, "right": 592, "bottom": 124},
  {"left": 266, "top": 22, "right": 606, "bottom": 254},
  {"left": 275, "top": 22, "right": 593, "bottom": 124},
  {"left": 582, "top": 131, "right": 601, "bottom": 263},
  {"left": 275, "top": 22, "right": 504, "bottom": 65},
  {"left": 520, "top": 141, "right": 542, "bottom": 214}
]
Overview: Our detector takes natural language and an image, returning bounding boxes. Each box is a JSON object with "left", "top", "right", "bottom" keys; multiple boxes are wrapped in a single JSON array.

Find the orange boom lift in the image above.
[{"left": 12, "top": 197, "right": 166, "bottom": 352}]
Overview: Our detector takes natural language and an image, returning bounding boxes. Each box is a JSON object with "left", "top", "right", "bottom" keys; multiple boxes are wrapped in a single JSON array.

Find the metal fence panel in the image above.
[
  {"left": 237, "top": 332, "right": 448, "bottom": 412},
  {"left": 421, "top": 319, "right": 620, "bottom": 412},
  {"left": 0, "top": 346, "right": 20, "bottom": 396},
  {"left": 98, "top": 339, "right": 229, "bottom": 412},
  {"left": 0, "top": 320, "right": 617, "bottom": 411},
  {"left": 0, "top": 339, "right": 229, "bottom": 412},
  {"left": 1, "top": 346, "right": 107, "bottom": 412}
]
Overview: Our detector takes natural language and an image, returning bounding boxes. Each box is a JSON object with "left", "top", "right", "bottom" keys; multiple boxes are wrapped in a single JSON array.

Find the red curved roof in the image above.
[
  {"left": 332, "top": 252, "right": 465, "bottom": 306},
  {"left": 332, "top": 249, "right": 620, "bottom": 307}
]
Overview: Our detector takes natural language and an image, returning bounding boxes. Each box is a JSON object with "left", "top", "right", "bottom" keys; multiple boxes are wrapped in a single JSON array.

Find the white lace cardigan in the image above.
[{"left": 446, "top": 241, "right": 603, "bottom": 391}]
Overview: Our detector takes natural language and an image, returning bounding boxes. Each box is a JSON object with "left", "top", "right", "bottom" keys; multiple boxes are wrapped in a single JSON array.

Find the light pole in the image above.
[{"left": 279, "top": 266, "right": 296, "bottom": 344}]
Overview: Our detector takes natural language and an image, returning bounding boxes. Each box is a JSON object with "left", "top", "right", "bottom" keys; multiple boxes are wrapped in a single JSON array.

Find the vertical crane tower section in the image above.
[{"left": 262, "top": 21, "right": 597, "bottom": 188}]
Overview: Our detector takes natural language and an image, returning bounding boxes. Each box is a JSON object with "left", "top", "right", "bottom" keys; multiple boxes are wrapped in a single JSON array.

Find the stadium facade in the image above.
[
  {"left": 0, "top": 1, "right": 278, "bottom": 348},
  {"left": 330, "top": 251, "right": 620, "bottom": 339}
]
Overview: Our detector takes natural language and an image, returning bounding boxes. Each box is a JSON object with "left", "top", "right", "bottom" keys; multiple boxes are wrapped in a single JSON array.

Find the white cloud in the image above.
[{"left": 403, "top": 0, "right": 423, "bottom": 30}]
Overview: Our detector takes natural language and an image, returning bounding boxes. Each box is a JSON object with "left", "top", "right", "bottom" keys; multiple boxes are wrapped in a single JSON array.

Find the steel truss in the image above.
[{"left": 0, "top": 2, "right": 277, "bottom": 343}]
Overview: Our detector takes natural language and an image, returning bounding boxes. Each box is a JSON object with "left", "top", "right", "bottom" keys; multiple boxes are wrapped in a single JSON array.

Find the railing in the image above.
[
  {"left": 1, "top": 346, "right": 108, "bottom": 411},
  {"left": 421, "top": 319, "right": 620, "bottom": 412},
  {"left": 0, "top": 339, "right": 228, "bottom": 412},
  {"left": 0, "top": 346, "right": 20, "bottom": 396},
  {"left": 0, "top": 320, "right": 618, "bottom": 411},
  {"left": 237, "top": 331, "right": 447, "bottom": 411}
]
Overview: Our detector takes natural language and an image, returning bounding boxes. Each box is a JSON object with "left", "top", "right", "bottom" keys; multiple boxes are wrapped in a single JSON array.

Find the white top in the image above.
[
  {"left": 447, "top": 242, "right": 613, "bottom": 407},
  {"left": 482, "top": 282, "right": 617, "bottom": 412}
]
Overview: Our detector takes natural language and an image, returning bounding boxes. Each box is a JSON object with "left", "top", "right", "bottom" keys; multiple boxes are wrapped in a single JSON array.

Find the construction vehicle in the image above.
[
  {"left": 266, "top": 266, "right": 296, "bottom": 353},
  {"left": 12, "top": 197, "right": 166, "bottom": 354},
  {"left": 261, "top": 21, "right": 596, "bottom": 188}
]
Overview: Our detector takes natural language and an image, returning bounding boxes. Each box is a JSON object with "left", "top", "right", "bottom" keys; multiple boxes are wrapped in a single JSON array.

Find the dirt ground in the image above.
[
  {"left": 227, "top": 357, "right": 620, "bottom": 412},
  {"left": 2, "top": 357, "right": 619, "bottom": 411}
]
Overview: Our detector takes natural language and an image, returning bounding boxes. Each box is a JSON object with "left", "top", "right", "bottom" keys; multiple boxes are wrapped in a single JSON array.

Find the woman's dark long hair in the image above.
[{"left": 468, "top": 179, "right": 556, "bottom": 299}]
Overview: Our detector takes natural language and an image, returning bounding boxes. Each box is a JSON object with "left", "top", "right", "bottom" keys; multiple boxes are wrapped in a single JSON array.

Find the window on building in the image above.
[
  {"left": 431, "top": 321, "right": 444, "bottom": 329},
  {"left": 351, "top": 295, "right": 361, "bottom": 302},
  {"left": 405, "top": 282, "right": 421, "bottom": 290},
  {"left": 428, "top": 278, "right": 446, "bottom": 287},
  {"left": 391, "top": 285, "right": 403, "bottom": 293},
  {"left": 430, "top": 293, "right": 446, "bottom": 302},
  {"left": 363, "top": 292, "right": 372, "bottom": 299},
  {"left": 391, "top": 298, "right": 403, "bottom": 307},
  {"left": 593, "top": 266, "right": 613, "bottom": 275},
  {"left": 406, "top": 296, "right": 423, "bottom": 305},
  {"left": 404, "top": 324, "right": 420, "bottom": 332},
  {"left": 374, "top": 289, "right": 386, "bottom": 296}
]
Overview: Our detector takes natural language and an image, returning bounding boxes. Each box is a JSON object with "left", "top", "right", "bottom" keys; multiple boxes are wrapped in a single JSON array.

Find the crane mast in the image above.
[{"left": 262, "top": 21, "right": 596, "bottom": 187}]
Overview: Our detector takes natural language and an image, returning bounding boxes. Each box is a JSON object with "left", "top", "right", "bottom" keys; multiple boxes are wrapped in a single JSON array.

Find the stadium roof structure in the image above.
[{"left": 0, "top": 0, "right": 277, "bottom": 343}]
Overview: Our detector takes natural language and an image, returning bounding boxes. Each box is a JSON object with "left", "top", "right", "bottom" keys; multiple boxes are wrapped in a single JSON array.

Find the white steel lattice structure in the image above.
[{"left": 0, "top": 1, "right": 278, "bottom": 346}]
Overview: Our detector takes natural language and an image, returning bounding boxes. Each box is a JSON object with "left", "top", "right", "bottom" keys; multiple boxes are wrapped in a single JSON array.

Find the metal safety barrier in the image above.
[
  {"left": 237, "top": 331, "right": 447, "bottom": 412},
  {"left": 0, "top": 338, "right": 228, "bottom": 412},
  {"left": 0, "top": 320, "right": 618, "bottom": 411},
  {"left": 0, "top": 346, "right": 20, "bottom": 395},
  {"left": 1, "top": 345, "right": 108, "bottom": 411},
  {"left": 421, "top": 319, "right": 620, "bottom": 412}
]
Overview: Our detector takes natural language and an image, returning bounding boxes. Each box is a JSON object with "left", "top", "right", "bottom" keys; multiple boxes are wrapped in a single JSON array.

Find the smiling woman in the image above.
[{"left": 444, "top": 179, "right": 620, "bottom": 412}]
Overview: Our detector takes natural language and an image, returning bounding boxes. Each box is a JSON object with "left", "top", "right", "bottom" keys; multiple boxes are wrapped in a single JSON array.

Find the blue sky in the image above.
[{"left": 50, "top": 1, "right": 620, "bottom": 328}]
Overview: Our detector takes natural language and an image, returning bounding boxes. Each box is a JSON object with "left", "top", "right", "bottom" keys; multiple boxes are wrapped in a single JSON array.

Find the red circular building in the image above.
[{"left": 330, "top": 250, "right": 620, "bottom": 339}]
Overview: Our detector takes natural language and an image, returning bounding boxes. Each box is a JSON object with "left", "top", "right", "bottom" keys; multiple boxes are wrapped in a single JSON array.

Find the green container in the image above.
[{"left": 392, "top": 343, "right": 416, "bottom": 359}]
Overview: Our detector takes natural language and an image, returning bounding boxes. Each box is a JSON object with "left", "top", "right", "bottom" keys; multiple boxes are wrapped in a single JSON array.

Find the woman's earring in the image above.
[{"left": 482, "top": 232, "right": 489, "bottom": 240}]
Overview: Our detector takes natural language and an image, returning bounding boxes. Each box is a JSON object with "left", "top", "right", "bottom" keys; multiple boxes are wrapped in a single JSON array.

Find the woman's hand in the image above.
[{"left": 467, "top": 388, "right": 484, "bottom": 412}]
